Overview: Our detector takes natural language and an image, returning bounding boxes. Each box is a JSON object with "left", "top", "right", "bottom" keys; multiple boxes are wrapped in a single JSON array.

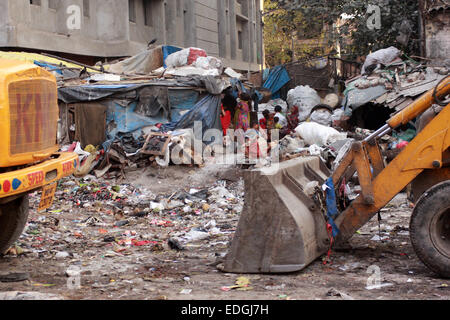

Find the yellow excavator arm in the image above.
[{"left": 334, "top": 76, "right": 450, "bottom": 242}]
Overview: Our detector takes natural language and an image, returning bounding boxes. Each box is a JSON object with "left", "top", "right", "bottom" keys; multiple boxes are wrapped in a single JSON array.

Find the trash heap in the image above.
[
  {"left": 46, "top": 45, "right": 258, "bottom": 178},
  {"left": 14, "top": 175, "right": 244, "bottom": 259},
  {"left": 252, "top": 47, "right": 449, "bottom": 170},
  {"left": 343, "top": 46, "right": 449, "bottom": 116}
]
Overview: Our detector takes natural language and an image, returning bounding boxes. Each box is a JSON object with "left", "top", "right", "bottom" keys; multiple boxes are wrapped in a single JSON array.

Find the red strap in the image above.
[{"left": 323, "top": 223, "right": 334, "bottom": 265}]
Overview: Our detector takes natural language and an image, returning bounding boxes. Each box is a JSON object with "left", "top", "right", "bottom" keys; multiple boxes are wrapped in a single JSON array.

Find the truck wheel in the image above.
[
  {"left": 410, "top": 181, "right": 450, "bottom": 278},
  {"left": 0, "top": 195, "right": 29, "bottom": 255}
]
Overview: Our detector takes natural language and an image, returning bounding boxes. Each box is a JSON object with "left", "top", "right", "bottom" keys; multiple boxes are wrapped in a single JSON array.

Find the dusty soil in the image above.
[{"left": 0, "top": 163, "right": 449, "bottom": 301}]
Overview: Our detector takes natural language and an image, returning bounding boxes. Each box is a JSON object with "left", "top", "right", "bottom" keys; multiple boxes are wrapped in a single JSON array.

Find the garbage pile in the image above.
[
  {"left": 13, "top": 175, "right": 244, "bottom": 260},
  {"left": 343, "top": 46, "right": 449, "bottom": 117}
]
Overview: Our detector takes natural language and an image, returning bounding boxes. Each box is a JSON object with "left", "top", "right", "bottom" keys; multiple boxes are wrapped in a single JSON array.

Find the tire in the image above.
[
  {"left": 410, "top": 181, "right": 450, "bottom": 278},
  {"left": 0, "top": 195, "right": 29, "bottom": 255}
]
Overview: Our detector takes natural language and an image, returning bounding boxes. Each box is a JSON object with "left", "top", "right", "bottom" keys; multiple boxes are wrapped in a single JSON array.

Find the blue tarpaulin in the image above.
[
  {"left": 163, "top": 94, "right": 221, "bottom": 143},
  {"left": 168, "top": 89, "right": 200, "bottom": 123},
  {"left": 230, "top": 78, "right": 249, "bottom": 98},
  {"left": 162, "top": 45, "right": 183, "bottom": 68},
  {"left": 103, "top": 99, "right": 170, "bottom": 150},
  {"left": 325, "top": 177, "right": 340, "bottom": 238},
  {"left": 262, "top": 66, "right": 291, "bottom": 99},
  {"left": 107, "top": 101, "right": 168, "bottom": 138},
  {"left": 34, "top": 60, "right": 63, "bottom": 75}
]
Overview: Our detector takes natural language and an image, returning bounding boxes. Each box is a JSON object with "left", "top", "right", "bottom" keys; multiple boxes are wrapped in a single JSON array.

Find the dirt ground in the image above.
[{"left": 0, "top": 162, "right": 449, "bottom": 301}]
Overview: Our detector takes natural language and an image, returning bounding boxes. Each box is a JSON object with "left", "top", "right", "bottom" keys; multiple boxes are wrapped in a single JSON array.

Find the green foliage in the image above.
[{"left": 264, "top": 0, "right": 420, "bottom": 66}]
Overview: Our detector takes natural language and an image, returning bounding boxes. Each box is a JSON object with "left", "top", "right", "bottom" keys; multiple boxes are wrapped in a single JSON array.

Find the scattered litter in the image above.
[
  {"left": 0, "top": 292, "right": 64, "bottom": 300},
  {"left": 326, "top": 288, "right": 354, "bottom": 300},
  {"left": 179, "top": 289, "right": 192, "bottom": 295},
  {"left": 366, "top": 283, "right": 394, "bottom": 290},
  {"left": 221, "top": 277, "right": 253, "bottom": 292}
]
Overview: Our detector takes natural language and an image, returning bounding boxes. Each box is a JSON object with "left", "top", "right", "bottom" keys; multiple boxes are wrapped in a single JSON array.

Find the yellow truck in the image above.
[{"left": 0, "top": 59, "right": 78, "bottom": 254}]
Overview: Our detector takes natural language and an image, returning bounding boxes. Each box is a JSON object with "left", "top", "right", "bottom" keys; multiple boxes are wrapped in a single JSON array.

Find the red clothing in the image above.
[
  {"left": 259, "top": 118, "right": 267, "bottom": 130},
  {"left": 220, "top": 106, "right": 231, "bottom": 135}
]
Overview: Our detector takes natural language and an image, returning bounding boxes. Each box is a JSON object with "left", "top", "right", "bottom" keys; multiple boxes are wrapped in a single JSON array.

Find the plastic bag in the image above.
[
  {"left": 165, "top": 66, "right": 220, "bottom": 77},
  {"left": 187, "top": 48, "right": 207, "bottom": 65},
  {"left": 331, "top": 108, "right": 344, "bottom": 124},
  {"left": 193, "top": 56, "right": 223, "bottom": 71},
  {"left": 310, "top": 109, "right": 332, "bottom": 126},
  {"left": 295, "top": 122, "right": 347, "bottom": 146},
  {"left": 165, "top": 47, "right": 207, "bottom": 68},
  {"left": 361, "top": 47, "right": 401, "bottom": 75},
  {"left": 287, "top": 86, "right": 321, "bottom": 122}
]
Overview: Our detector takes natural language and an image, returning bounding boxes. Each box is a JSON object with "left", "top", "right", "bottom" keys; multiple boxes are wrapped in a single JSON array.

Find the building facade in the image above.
[
  {"left": 0, "top": 0, "right": 263, "bottom": 71},
  {"left": 420, "top": 0, "right": 449, "bottom": 64}
]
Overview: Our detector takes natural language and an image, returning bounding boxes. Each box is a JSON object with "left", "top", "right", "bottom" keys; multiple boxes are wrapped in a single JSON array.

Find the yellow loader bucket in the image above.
[{"left": 222, "top": 157, "right": 331, "bottom": 273}]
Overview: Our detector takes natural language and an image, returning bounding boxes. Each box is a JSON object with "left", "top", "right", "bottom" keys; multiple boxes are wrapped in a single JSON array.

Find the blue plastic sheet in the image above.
[
  {"left": 263, "top": 65, "right": 291, "bottom": 99},
  {"left": 325, "top": 177, "right": 340, "bottom": 238},
  {"left": 34, "top": 60, "right": 63, "bottom": 75},
  {"left": 102, "top": 99, "right": 170, "bottom": 151},
  {"left": 230, "top": 78, "right": 249, "bottom": 98},
  {"left": 168, "top": 89, "right": 200, "bottom": 122},
  {"left": 107, "top": 101, "right": 168, "bottom": 138},
  {"left": 163, "top": 94, "right": 221, "bottom": 142}
]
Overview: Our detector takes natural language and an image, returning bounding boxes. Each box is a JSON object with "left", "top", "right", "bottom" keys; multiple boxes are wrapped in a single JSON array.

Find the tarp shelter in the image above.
[
  {"left": 57, "top": 76, "right": 226, "bottom": 149},
  {"left": 262, "top": 65, "right": 291, "bottom": 99},
  {"left": 162, "top": 94, "right": 222, "bottom": 144}
]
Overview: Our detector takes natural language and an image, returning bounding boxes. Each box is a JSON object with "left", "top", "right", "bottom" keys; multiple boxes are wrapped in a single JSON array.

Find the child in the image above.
[
  {"left": 220, "top": 104, "right": 232, "bottom": 136},
  {"left": 274, "top": 105, "right": 288, "bottom": 127},
  {"left": 274, "top": 117, "right": 283, "bottom": 130}
]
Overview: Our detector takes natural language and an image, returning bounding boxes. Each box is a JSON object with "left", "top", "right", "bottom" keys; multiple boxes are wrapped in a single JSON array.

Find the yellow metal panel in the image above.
[
  {"left": 0, "top": 58, "right": 59, "bottom": 167},
  {"left": 0, "top": 152, "right": 79, "bottom": 198}
]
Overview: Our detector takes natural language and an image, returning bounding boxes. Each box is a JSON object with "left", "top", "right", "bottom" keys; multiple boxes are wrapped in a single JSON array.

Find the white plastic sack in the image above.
[
  {"left": 295, "top": 122, "right": 347, "bottom": 147},
  {"left": 164, "top": 66, "right": 220, "bottom": 77},
  {"left": 287, "top": 86, "right": 321, "bottom": 122},
  {"left": 259, "top": 99, "right": 288, "bottom": 114},
  {"left": 310, "top": 109, "right": 332, "bottom": 126},
  {"left": 224, "top": 67, "right": 242, "bottom": 79},
  {"left": 331, "top": 108, "right": 345, "bottom": 124},
  {"left": 165, "top": 49, "right": 190, "bottom": 68},
  {"left": 193, "top": 56, "right": 223, "bottom": 71},
  {"left": 361, "top": 47, "right": 401, "bottom": 75},
  {"left": 165, "top": 47, "right": 207, "bottom": 68}
]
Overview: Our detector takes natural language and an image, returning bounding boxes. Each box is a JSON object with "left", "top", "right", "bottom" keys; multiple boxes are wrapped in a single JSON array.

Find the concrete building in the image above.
[
  {"left": 419, "top": 0, "right": 449, "bottom": 65},
  {"left": 0, "top": 0, "right": 263, "bottom": 71}
]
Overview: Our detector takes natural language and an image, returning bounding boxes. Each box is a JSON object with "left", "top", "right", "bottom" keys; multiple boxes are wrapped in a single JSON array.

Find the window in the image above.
[
  {"left": 144, "top": 0, "right": 153, "bottom": 27},
  {"left": 48, "top": 0, "right": 58, "bottom": 10},
  {"left": 83, "top": 0, "right": 90, "bottom": 17},
  {"left": 129, "top": 0, "right": 136, "bottom": 23},
  {"left": 238, "top": 31, "right": 243, "bottom": 50},
  {"left": 30, "top": 0, "right": 41, "bottom": 5}
]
